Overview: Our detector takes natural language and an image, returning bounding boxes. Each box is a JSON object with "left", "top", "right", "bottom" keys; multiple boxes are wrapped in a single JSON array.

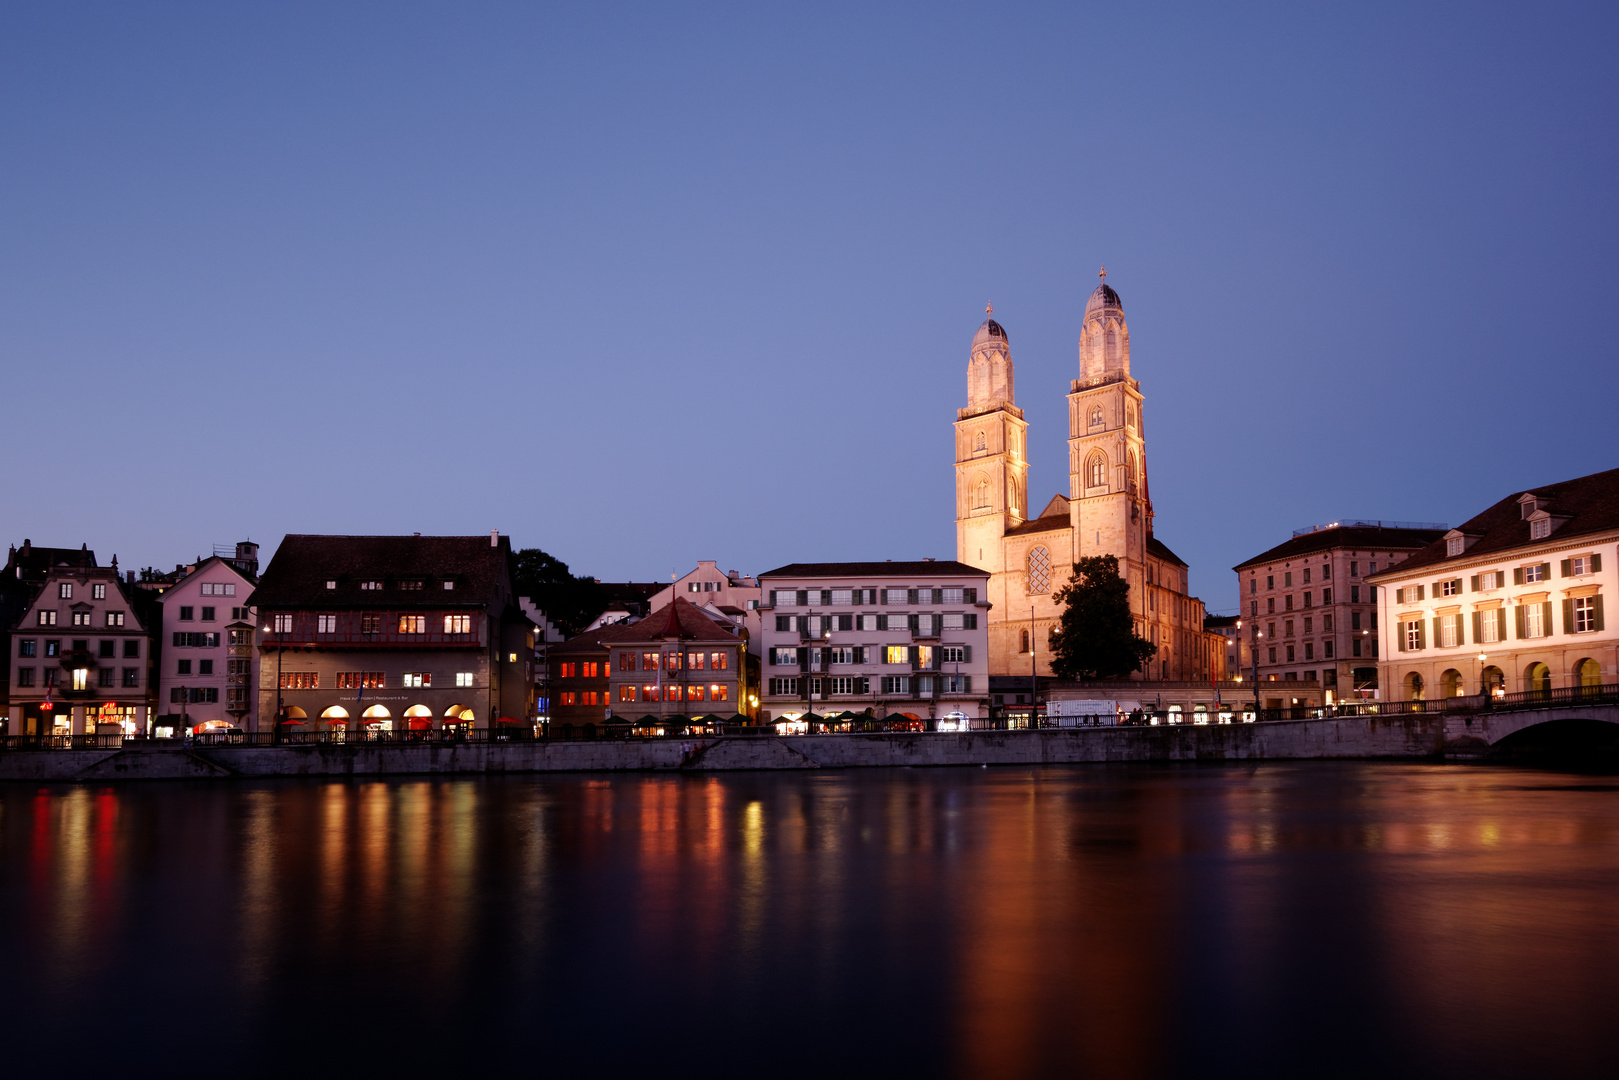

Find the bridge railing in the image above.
[{"left": 1253, "top": 682, "right": 1619, "bottom": 722}]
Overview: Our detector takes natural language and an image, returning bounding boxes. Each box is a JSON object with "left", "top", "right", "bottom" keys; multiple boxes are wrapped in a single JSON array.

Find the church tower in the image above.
[
  {"left": 956, "top": 307, "right": 1028, "bottom": 574},
  {"left": 1068, "top": 269, "right": 1152, "bottom": 584}
]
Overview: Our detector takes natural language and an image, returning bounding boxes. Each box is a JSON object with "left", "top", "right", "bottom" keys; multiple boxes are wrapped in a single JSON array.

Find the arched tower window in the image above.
[
  {"left": 1087, "top": 452, "right": 1107, "bottom": 490},
  {"left": 974, "top": 479, "right": 989, "bottom": 509},
  {"left": 1127, "top": 450, "right": 1138, "bottom": 484},
  {"left": 1020, "top": 628, "right": 1030, "bottom": 653},
  {"left": 974, "top": 430, "right": 986, "bottom": 452},
  {"left": 1027, "top": 547, "right": 1051, "bottom": 594},
  {"left": 1088, "top": 405, "right": 1103, "bottom": 429}
]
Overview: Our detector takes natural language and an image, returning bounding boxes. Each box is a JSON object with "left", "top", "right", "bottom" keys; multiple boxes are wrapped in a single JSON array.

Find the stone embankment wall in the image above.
[
  {"left": 0, "top": 713, "right": 1456, "bottom": 782},
  {"left": 5, "top": 707, "right": 1615, "bottom": 781}
]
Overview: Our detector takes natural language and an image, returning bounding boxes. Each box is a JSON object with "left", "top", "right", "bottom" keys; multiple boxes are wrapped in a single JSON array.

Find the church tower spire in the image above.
[
  {"left": 956, "top": 308, "right": 1028, "bottom": 573},
  {"left": 1068, "top": 269, "right": 1152, "bottom": 571}
]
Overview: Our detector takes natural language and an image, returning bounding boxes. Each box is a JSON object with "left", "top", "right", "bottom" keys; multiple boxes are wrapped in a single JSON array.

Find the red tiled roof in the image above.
[{"left": 1369, "top": 465, "right": 1619, "bottom": 579}]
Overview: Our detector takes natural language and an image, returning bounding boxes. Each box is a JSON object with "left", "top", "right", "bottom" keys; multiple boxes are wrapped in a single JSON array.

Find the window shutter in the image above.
[
  {"left": 1397, "top": 623, "right": 1406, "bottom": 652},
  {"left": 908, "top": 614, "right": 919, "bottom": 632},
  {"left": 962, "top": 675, "right": 972, "bottom": 692},
  {"left": 933, "top": 589, "right": 943, "bottom": 604},
  {"left": 965, "top": 588, "right": 977, "bottom": 604},
  {"left": 1560, "top": 559, "right": 1572, "bottom": 578},
  {"left": 1429, "top": 619, "right": 1438, "bottom": 649},
  {"left": 796, "top": 647, "right": 807, "bottom": 670},
  {"left": 797, "top": 590, "right": 809, "bottom": 606},
  {"left": 1539, "top": 563, "right": 1551, "bottom": 580},
  {"left": 1472, "top": 612, "right": 1482, "bottom": 643},
  {"left": 1562, "top": 599, "right": 1574, "bottom": 634},
  {"left": 963, "top": 645, "right": 972, "bottom": 662},
  {"left": 908, "top": 645, "right": 918, "bottom": 665},
  {"left": 1594, "top": 554, "right": 1603, "bottom": 573},
  {"left": 965, "top": 613, "right": 977, "bottom": 629},
  {"left": 907, "top": 589, "right": 919, "bottom": 605},
  {"left": 1515, "top": 605, "right": 1525, "bottom": 639},
  {"left": 1417, "top": 584, "right": 1424, "bottom": 601},
  {"left": 1470, "top": 575, "right": 1479, "bottom": 592},
  {"left": 1595, "top": 596, "right": 1606, "bottom": 632},
  {"left": 1543, "top": 602, "right": 1554, "bottom": 637},
  {"left": 821, "top": 590, "right": 832, "bottom": 606},
  {"left": 878, "top": 614, "right": 889, "bottom": 631},
  {"left": 1513, "top": 567, "right": 1524, "bottom": 586}
]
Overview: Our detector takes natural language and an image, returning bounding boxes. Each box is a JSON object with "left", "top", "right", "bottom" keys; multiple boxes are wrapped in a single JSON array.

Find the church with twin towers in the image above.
[{"left": 954, "top": 269, "right": 1224, "bottom": 682}]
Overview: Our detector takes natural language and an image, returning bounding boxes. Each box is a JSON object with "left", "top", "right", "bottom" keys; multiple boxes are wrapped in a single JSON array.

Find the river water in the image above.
[{"left": 1, "top": 763, "right": 1615, "bottom": 1079}]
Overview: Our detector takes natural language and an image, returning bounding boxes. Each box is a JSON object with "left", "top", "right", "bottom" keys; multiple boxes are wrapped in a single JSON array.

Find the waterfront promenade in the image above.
[{"left": 3, "top": 694, "right": 1616, "bottom": 781}]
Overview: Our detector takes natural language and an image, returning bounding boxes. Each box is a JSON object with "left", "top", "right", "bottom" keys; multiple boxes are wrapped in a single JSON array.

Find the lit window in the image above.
[
  {"left": 456, "top": 672, "right": 474, "bottom": 687},
  {"left": 360, "top": 581, "right": 382, "bottom": 591},
  {"left": 403, "top": 672, "right": 431, "bottom": 688},
  {"left": 886, "top": 645, "right": 909, "bottom": 664},
  {"left": 442, "top": 581, "right": 455, "bottom": 590},
  {"left": 710, "top": 651, "right": 729, "bottom": 670},
  {"left": 71, "top": 611, "right": 91, "bottom": 626},
  {"left": 444, "top": 615, "right": 472, "bottom": 634},
  {"left": 58, "top": 583, "right": 72, "bottom": 599},
  {"left": 1574, "top": 597, "right": 1597, "bottom": 633},
  {"left": 317, "top": 615, "right": 337, "bottom": 633},
  {"left": 325, "top": 580, "right": 337, "bottom": 590},
  {"left": 37, "top": 610, "right": 57, "bottom": 626},
  {"left": 687, "top": 651, "right": 706, "bottom": 670},
  {"left": 92, "top": 584, "right": 106, "bottom": 599},
  {"left": 398, "top": 615, "right": 426, "bottom": 634},
  {"left": 618, "top": 686, "right": 636, "bottom": 702},
  {"left": 711, "top": 684, "right": 729, "bottom": 702}
]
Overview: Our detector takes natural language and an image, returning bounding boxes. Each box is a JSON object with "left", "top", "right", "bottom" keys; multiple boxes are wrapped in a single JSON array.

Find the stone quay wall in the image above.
[{"left": 0, "top": 713, "right": 1460, "bottom": 782}]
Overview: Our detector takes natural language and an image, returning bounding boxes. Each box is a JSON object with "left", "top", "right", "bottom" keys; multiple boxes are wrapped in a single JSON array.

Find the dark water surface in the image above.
[{"left": 2, "top": 763, "right": 1616, "bottom": 1079}]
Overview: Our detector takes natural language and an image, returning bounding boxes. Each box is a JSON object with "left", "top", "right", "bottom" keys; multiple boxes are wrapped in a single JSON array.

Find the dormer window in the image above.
[
  {"left": 442, "top": 581, "right": 455, "bottom": 590},
  {"left": 325, "top": 580, "right": 338, "bottom": 590},
  {"left": 1530, "top": 519, "right": 1551, "bottom": 540},
  {"left": 399, "top": 580, "right": 424, "bottom": 591},
  {"left": 1446, "top": 537, "right": 1463, "bottom": 557},
  {"left": 360, "top": 580, "right": 382, "bottom": 591}
]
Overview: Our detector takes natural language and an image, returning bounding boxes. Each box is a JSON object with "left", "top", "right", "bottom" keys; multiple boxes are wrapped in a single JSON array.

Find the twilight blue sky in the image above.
[{"left": 3, "top": 2, "right": 1617, "bottom": 611}]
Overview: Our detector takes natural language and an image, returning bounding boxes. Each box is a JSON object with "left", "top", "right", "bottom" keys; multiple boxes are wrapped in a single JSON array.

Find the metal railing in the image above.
[{"left": 0, "top": 733, "right": 126, "bottom": 751}]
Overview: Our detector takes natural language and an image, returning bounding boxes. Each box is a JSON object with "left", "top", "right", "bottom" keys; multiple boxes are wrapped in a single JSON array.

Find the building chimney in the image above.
[{"left": 490, "top": 530, "right": 499, "bottom": 547}]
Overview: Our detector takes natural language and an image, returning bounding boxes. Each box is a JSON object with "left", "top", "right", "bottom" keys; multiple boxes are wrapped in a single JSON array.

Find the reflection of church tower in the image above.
[
  {"left": 1068, "top": 268, "right": 1151, "bottom": 586},
  {"left": 956, "top": 306, "right": 1028, "bottom": 574}
]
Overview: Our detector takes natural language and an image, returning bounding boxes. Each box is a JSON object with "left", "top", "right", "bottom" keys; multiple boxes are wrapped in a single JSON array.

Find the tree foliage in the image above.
[
  {"left": 1047, "top": 554, "right": 1157, "bottom": 680},
  {"left": 512, "top": 548, "right": 607, "bottom": 637}
]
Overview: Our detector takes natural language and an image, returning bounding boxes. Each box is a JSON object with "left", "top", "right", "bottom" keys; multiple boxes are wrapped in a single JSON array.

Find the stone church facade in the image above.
[{"left": 955, "top": 272, "right": 1223, "bottom": 681}]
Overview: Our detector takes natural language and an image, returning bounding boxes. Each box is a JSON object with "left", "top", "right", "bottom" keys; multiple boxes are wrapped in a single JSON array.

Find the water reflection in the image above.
[{"left": 0, "top": 765, "right": 1616, "bottom": 1078}]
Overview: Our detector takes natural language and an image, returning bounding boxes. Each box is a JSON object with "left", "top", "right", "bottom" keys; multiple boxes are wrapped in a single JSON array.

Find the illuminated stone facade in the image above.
[{"left": 955, "top": 274, "right": 1222, "bottom": 680}]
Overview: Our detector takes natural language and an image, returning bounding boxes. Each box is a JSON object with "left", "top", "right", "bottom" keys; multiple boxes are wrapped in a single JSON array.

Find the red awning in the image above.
[
  {"left": 495, "top": 716, "right": 526, "bottom": 724},
  {"left": 278, "top": 718, "right": 307, "bottom": 726},
  {"left": 408, "top": 718, "right": 432, "bottom": 730}
]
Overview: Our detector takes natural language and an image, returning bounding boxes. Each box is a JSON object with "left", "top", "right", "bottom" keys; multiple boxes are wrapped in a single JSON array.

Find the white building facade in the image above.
[
  {"left": 757, "top": 561, "right": 991, "bottom": 725},
  {"left": 1369, "top": 469, "right": 1619, "bottom": 700}
]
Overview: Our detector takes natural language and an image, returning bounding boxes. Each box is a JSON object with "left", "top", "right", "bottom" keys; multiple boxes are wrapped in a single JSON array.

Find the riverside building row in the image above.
[
  {"left": 756, "top": 561, "right": 992, "bottom": 726},
  {"left": 1232, "top": 522, "right": 1447, "bottom": 699},
  {"left": 1370, "top": 467, "right": 1619, "bottom": 700}
]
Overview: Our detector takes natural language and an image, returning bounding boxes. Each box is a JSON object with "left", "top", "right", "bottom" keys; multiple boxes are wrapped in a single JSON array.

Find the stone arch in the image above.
[
  {"left": 361, "top": 705, "right": 390, "bottom": 726},
  {"left": 1020, "top": 628, "right": 1030, "bottom": 653},
  {"left": 1088, "top": 405, "right": 1103, "bottom": 429},
  {"left": 974, "top": 429, "right": 986, "bottom": 452},
  {"left": 1525, "top": 662, "right": 1551, "bottom": 694},
  {"left": 1481, "top": 665, "right": 1505, "bottom": 696},
  {"left": 1404, "top": 671, "right": 1425, "bottom": 701},
  {"left": 320, "top": 705, "right": 350, "bottom": 726},
  {"left": 1575, "top": 657, "right": 1601, "bottom": 687},
  {"left": 974, "top": 478, "right": 989, "bottom": 510},
  {"left": 1086, "top": 450, "right": 1107, "bottom": 490},
  {"left": 1127, "top": 449, "right": 1138, "bottom": 485},
  {"left": 1439, "top": 669, "right": 1463, "bottom": 698}
]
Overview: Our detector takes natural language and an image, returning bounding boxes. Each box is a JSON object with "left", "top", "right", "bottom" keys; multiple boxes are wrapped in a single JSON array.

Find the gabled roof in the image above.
[
  {"left": 4, "top": 541, "right": 96, "bottom": 580},
  {"left": 1234, "top": 525, "right": 1447, "bottom": 571},
  {"left": 554, "top": 598, "right": 738, "bottom": 651},
  {"left": 252, "top": 534, "right": 514, "bottom": 609},
  {"left": 1369, "top": 466, "right": 1619, "bottom": 579},
  {"left": 159, "top": 555, "right": 257, "bottom": 601},
  {"left": 1147, "top": 536, "right": 1188, "bottom": 568},
  {"left": 759, "top": 560, "right": 988, "bottom": 579}
]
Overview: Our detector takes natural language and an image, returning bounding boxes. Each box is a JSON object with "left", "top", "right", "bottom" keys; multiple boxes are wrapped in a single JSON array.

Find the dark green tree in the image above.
[
  {"left": 1046, "top": 554, "right": 1157, "bottom": 679},
  {"left": 512, "top": 548, "right": 608, "bottom": 637}
]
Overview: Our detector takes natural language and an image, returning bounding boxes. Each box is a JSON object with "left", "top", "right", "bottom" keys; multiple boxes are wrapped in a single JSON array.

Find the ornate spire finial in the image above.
[
  {"left": 1098, "top": 265, "right": 1107, "bottom": 281},
  {"left": 986, "top": 302, "right": 993, "bottom": 316}
]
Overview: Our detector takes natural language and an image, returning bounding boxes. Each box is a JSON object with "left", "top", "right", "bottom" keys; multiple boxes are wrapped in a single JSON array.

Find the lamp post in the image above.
[{"left": 1029, "top": 603, "right": 1037, "bottom": 731}]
